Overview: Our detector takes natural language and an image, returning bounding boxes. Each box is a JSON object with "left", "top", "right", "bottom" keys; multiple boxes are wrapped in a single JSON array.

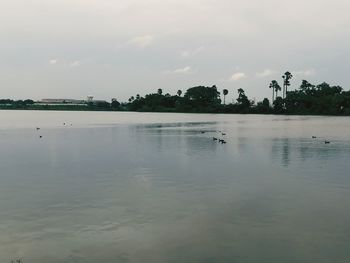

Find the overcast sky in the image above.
[{"left": 1, "top": 0, "right": 349, "bottom": 101}]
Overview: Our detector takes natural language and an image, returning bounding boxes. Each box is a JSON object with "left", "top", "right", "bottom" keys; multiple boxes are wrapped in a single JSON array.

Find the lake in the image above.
[{"left": 1, "top": 111, "right": 350, "bottom": 263}]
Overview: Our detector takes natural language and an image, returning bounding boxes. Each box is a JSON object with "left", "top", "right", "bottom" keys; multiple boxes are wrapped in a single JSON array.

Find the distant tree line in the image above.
[
  {"left": 0, "top": 99, "right": 34, "bottom": 108},
  {"left": 0, "top": 99, "right": 119, "bottom": 111},
  {"left": 123, "top": 74, "right": 350, "bottom": 115},
  {"left": 1, "top": 72, "right": 350, "bottom": 115},
  {"left": 266, "top": 72, "right": 350, "bottom": 115}
]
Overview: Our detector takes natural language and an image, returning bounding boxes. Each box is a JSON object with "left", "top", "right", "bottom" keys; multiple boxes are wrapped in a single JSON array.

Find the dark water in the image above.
[{"left": 1, "top": 111, "right": 350, "bottom": 263}]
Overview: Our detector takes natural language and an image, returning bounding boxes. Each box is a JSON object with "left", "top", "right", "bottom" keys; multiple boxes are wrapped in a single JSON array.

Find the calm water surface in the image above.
[{"left": 1, "top": 111, "right": 350, "bottom": 263}]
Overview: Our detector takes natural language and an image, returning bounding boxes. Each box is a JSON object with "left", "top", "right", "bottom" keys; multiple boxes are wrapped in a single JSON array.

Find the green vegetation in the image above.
[
  {"left": 124, "top": 76, "right": 350, "bottom": 115},
  {"left": 0, "top": 100, "right": 108, "bottom": 111},
  {"left": 0, "top": 99, "right": 35, "bottom": 108},
  {"left": 1, "top": 72, "right": 350, "bottom": 115}
]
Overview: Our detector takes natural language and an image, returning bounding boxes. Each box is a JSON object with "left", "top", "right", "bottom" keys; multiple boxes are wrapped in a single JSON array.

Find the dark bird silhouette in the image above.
[
  {"left": 325, "top": 140, "right": 330, "bottom": 144},
  {"left": 213, "top": 137, "right": 218, "bottom": 141},
  {"left": 39, "top": 135, "right": 42, "bottom": 138},
  {"left": 222, "top": 133, "right": 226, "bottom": 136},
  {"left": 219, "top": 139, "right": 224, "bottom": 143},
  {"left": 201, "top": 131, "right": 205, "bottom": 134},
  {"left": 312, "top": 136, "right": 317, "bottom": 139},
  {"left": 63, "top": 123, "right": 66, "bottom": 126},
  {"left": 36, "top": 127, "right": 40, "bottom": 130}
]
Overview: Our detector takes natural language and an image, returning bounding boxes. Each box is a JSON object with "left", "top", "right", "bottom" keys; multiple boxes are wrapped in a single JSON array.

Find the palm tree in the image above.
[
  {"left": 177, "top": 90, "right": 182, "bottom": 97},
  {"left": 274, "top": 81, "right": 282, "bottom": 98},
  {"left": 269, "top": 80, "right": 281, "bottom": 103},
  {"left": 269, "top": 81, "right": 275, "bottom": 102},
  {"left": 223, "top": 89, "right": 228, "bottom": 105},
  {"left": 282, "top": 71, "right": 293, "bottom": 98},
  {"left": 157, "top": 88, "right": 163, "bottom": 95}
]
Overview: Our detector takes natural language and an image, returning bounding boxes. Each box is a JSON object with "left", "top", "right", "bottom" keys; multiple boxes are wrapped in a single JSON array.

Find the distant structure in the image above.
[
  {"left": 37, "top": 96, "right": 108, "bottom": 106},
  {"left": 39, "top": 99, "right": 85, "bottom": 105}
]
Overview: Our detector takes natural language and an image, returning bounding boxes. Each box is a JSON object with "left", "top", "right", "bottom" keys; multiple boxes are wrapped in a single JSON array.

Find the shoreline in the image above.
[{"left": 1, "top": 107, "right": 350, "bottom": 117}]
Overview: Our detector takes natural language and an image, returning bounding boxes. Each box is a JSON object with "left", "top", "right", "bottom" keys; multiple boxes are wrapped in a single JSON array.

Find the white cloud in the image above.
[
  {"left": 180, "top": 47, "right": 205, "bottom": 58},
  {"left": 293, "top": 69, "right": 316, "bottom": 77},
  {"left": 126, "top": 35, "right": 154, "bottom": 48},
  {"left": 164, "top": 66, "right": 193, "bottom": 74},
  {"left": 230, "top": 72, "right": 246, "bottom": 81},
  {"left": 70, "top": 60, "right": 81, "bottom": 67},
  {"left": 48, "top": 58, "right": 87, "bottom": 68},
  {"left": 180, "top": 51, "right": 190, "bottom": 58},
  {"left": 256, "top": 69, "right": 275, "bottom": 78},
  {"left": 49, "top": 59, "right": 58, "bottom": 65}
]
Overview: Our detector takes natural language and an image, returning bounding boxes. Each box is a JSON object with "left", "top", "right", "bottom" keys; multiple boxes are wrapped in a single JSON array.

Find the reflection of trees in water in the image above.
[
  {"left": 148, "top": 127, "right": 220, "bottom": 156},
  {"left": 271, "top": 138, "right": 291, "bottom": 167},
  {"left": 271, "top": 137, "right": 350, "bottom": 167},
  {"left": 299, "top": 142, "right": 313, "bottom": 161},
  {"left": 282, "top": 138, "right": 290, "bottom": 167},
  {"left": 233, "top": 126, "right": 249, "bottom": 155},
  {"left": 297, "top": 142, "right": 348, "bottom": 161},
  {"left": 129, "top": 122, "right": 221, "bottom": 155},
  {"left": 184, "top": 136, "right": 219, "bottom": 156},
  {"left": 237, "top": 137, "right": 248, "bottom": 155},
  {"left": 124, "top": 122, "right": 226, "bottom": 190}
]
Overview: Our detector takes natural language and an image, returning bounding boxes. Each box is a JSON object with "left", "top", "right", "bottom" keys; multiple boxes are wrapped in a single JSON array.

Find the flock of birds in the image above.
[
  {"left": 35, "top": 127, "right": 43, "bottom": 138},
  {"left": 200, "top": 130, "right": 228, "bottom": 144},
  {"left": 312, "top": 135, "right": 331, "bottom": 144},
  {"left": 213, "top": 131, "right": 227, "bottom": 144},
  {"left": 34, "top": 124, "right": 331, "bottom": 145},
  {"left": 35, "top": 122, "right": 72, "bottom": 138},
  {"left": 199, "top": 131, "right": 331, "bottom": 145}
]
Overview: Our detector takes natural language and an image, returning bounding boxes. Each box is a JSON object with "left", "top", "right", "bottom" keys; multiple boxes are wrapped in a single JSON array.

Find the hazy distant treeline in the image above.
[
  {"left": 1, "top": 77, "right": 350, "bottom": 115},
  {"left": 0, "top": 99, "right": 34, "bottom": 107},
  {"left": 124, "top": 79, "right": 350, "bottom": 115}
]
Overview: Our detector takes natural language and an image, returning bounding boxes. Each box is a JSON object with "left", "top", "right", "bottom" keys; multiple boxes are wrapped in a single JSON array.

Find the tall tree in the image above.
[
  {"left": 184, "top": 86, "right": 221, "bottom": 106},
  {"left": 300, "top": 80, "right": 315, "bottom": 95},
  {"left": 236, "top": 88, "right": 250, "bottom": 108},
  {"left": 223, "top": 89, "right": 228, "bottom": 105},
  {"left": 262, "top": 98, "right": 270, "bottom": 108},
  {"left": 177, "top": 90, "right": 182, "bottom": 97},
  {"left": 274, "top": 81, "right": 282, "bottom": 98},
  {"left": 269, "top": 80, "right": 281, "bottom": 102},
  {"left": 269, "top": 81, "right": 275, "bottom": 103},
  {"left": 282, "top": 71, "right": 293, "bottom": 98},
  {"left": 157, "top": 88, "right": 163, "bottom": 95},
  {"left": 111, "top": 99, "right": 121, "bottom": 109}
]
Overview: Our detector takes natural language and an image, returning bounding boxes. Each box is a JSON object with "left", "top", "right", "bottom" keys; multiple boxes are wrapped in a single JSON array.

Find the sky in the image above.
[{"left": 0, "top": 0, "right": 349, "bottom": 102}]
